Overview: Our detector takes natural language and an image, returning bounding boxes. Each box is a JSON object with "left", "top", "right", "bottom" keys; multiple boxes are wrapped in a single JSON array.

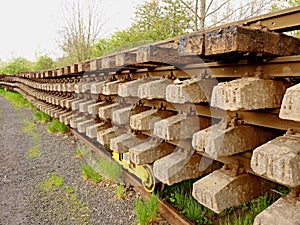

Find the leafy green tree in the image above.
[
  {"left": 0, "top": 57, "right": 33, "bottom": 75},
  {"left": 33, "top": 55, "right": 55, "bottom": 71},
  {"left": 133, "top": 0, "right": 192, "bottom": 40},
  {"left": 93, "top": 0, "right": 192, "bottom": 57}
]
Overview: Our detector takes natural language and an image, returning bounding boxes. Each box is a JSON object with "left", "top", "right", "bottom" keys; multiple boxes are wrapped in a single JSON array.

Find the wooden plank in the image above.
[
  {"left": 101, "top": 56, "right": 116, "bottom": 69},
  {"left": 71, "top": 64, "right": 78, "bottom": 74},
  {"left": 78, "top": 61, "right": 90, "bottom": 72},
  {"left": 57, "top": 68, "right": 64, "bottom": 76},
  {"left": 205, "top": 26, "right": 300, "bottom": 58},
  {"left": 137, "top": 45, "right": 202, "bottom": 65},
  {"left": 115, "top": 52, "right": 136, "bottom": 67},
  {"left": 64, "top": 66, "right": 71, "bottom": 75},
  {"left": 178, "top": 34, "right": 204, "bottom": 56},
  {"left": 90, "top": 58, "right": 102, "bottom": 71}
]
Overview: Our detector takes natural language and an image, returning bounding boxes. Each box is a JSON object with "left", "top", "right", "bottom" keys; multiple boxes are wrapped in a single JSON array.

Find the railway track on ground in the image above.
[{"left": 1, "top": 6, "right": 300, "bottom": 225}]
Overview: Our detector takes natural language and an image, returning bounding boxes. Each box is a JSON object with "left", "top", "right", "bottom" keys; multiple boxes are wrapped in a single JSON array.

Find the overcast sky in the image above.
[{"left": 0, "top": 0, "right": 143, "bottom": 61}]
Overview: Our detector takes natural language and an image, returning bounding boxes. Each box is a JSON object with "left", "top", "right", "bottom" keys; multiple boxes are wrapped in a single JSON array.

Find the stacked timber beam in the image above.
[{"left": 1, "top": 6, "right": 300, "bottom": 224}]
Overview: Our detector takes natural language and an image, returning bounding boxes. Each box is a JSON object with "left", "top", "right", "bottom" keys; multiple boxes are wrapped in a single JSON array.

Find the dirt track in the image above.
[{"left": 0, "top": 96, "right": 138, "bottom": 225}]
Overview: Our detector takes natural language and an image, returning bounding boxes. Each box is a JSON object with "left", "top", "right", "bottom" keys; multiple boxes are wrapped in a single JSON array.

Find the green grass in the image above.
[
  {"left": 27, "top": 145, "right": 42, "bottom": 158},
  {"left": 22, "top": 119, "right": 42, "bottom": 158},
  {"left": 134, "top": 194, "right": 159, "bottom": 225},
  {"left": 36, "top": 178, "right": 90, "bottom": 224},
  {"left": 161, "top": 179, "right": 214, "bottom": 224},
  {"left": 75, "top": 145, "right": 92, "bottom": 159},
  {"left": 219, "top": 186, "right": 290, "bottom": 225},
  {"left": 22, "top": 119, "right": 36, "bottom": 135},
  {"left": 115, "top": 185, "right": 126, "bottom": 199},
  {"left": 40, "top": 174, "right": 64, "bottom": 191},
  {"left": 64, "top": 185, "right": 75, "bottom": 194},
  {"left": 97, "top": 157, "right": 122, "bottom": 183},
  {"left": 81, "top": 164, "right": 101, "bottom": 183},
  {"left": 0, "top": 88, "right": 35, "bottom": 110},
  {"left": 48, "top": 119, "right": 68, "bottom": 134},
  {"left": 34, "top": 110, "right": 51, "bottom": 123}
]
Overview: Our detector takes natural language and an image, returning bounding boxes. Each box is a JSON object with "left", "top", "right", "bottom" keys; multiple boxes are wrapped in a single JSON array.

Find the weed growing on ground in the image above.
[
  {"left": 161, "top": 179, "right": 214, "bottom": 223},
  {"left": 134, "top": 194, "right": 159, "bottom": 225},
  {"left": 36, "top": 177, "right": 90, "bottom": 224},
  {"left": 81, "top": 164, "right": 101, "bottom": 183},
  {"left": 22, "top": 119, "right": 35, "bottom": 135},
  {"left": 27, "top": 145, "right": 42, "bottom": 158},
  {"left": 0, "top": 88, "right": 35, "bottom": 110},
  {"left": 115, "top": 185, "right": 126, "bottom": 199},
  {"left": 22, "top": 119, "right": 42, "bottom": 158},
  {"left": 75, "top": 145, "right": 92, "bottom": 159},
  {"left": 64, "top": 185, "right": 75, "bottom": 194},
  {"left": 40, "top": 174, "right": 64, "bottom": 191},
  {"left": 34, "top": 110, "right": 50, "bottom": 123},
  {"left": 97, "top": 157, "right": 122, "bottom": 183},
  {"left": 219, "top": 188, "right": 288, "bottom": 225},
  {"left": 48, "top": 119, "right": 68, "bottom": 134}
]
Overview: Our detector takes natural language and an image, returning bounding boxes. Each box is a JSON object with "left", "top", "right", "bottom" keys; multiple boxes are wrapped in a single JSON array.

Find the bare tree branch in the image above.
[
  {"left": 58, "top": 0, "right": 104, "bottom": 64},
  {"left": 205, "top": 0, "right": 214, "bottom": 15},
  {"left": 205, "top": 0, "right": 229, "bottom": 18}
]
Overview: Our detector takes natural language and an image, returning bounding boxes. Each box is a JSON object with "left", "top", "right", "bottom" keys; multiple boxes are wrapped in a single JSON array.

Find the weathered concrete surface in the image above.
[
  {"left": 153, "top": 114, "right": 210, "bottom": 141},
  {"left": 192, "top": 123, "right": 278, "bottom": 157},
  {"left": 110, "top": 133, "right": 145, "bottom": 153},
  {"left": 90, "top": 81, "right": 106, "bottom": 94},
  {"left": 112, "top": 106, "right": 133, "bottom": 125},
  {"left": 77, "top": 119, "right": 95, "bottom": 133},
  {"left": 98, "top": 103, "right": 122, "bottom": 120},
  {"left": 129, "top": 140, "right": 174, "bottom": 164},
  {"left": 70, "top": 116, "right": 87, "bottom": 128},
  {"left": 192, "top": 169, "right": 275, "bottom": 213},
  {"left": 279, "top": 83, "right": 300, "bottom": 122},
  {"left": 138, "top": 79, "right": 172, "bottom": 100},
  {"left": 71, "top": 99, "right": 86, "bottom": 110},
  {"left": 59, "top": 112, "right": 72, "bottom": 123},
  {"left": 81, "top": 82, "right": 93, "bottom": 93},
  {"left": 79, "top": 100, "right": 95, "bottom": 113},
  {"left": 97, "top": 127, "right": 119, "bottom": 145},
  {"left": 65, "top": 98, "right": 75, "bottom": 109},
  {"left": 251, "top": 134, "right": 300, "bottom": 187},
  {"left": 130, "top": 109, "right": 161, "bottom": 131},
  {"left": 86, "top": 122, "right": 107, "bottom": 138},
  {"left": 63, "top": 114, "right": 73, "bottom": 125},
  {"left": 112, "top": 106, "right": 146, "bottom": 125},
  {"left": 102, "top": 80, "right": 123, "bottom": 95},
  {"left": 118, "top": 79, "right": 149, "bottom": 97},
  {"left": 211, "top": 78, "right": 289, "bottom": 111},
  {"left": 166, "top": 78, "right": 217, "bottom": 103},
  {"left": 88, "top": 102, "right": 108, "bottom": 116},
  {"left": 253, "top": 197, "right": 300, "bottom": 225},
  {"left": 154, "top": 150, "right": 220, "bottom": 186}
]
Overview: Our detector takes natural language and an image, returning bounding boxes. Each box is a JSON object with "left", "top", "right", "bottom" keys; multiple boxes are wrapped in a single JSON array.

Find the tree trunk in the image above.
[{"left": 199, "top": 0, "right": 206, "bottom": 31}]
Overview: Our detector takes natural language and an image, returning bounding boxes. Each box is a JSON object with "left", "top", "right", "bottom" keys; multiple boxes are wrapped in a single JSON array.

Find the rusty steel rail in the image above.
[{"left": 71, "top": 128, "right": 193, "bottom": 225}]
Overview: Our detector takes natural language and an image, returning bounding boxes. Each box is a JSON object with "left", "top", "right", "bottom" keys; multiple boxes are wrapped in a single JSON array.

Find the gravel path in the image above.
[{"left": 0, "top": 96, "right": 167, "bottom": 225}]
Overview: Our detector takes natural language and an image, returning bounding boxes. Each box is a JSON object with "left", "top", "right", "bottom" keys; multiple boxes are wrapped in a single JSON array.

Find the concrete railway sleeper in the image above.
[{"left": 1, "top": 6, "right": 300, "bottom": 224}]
